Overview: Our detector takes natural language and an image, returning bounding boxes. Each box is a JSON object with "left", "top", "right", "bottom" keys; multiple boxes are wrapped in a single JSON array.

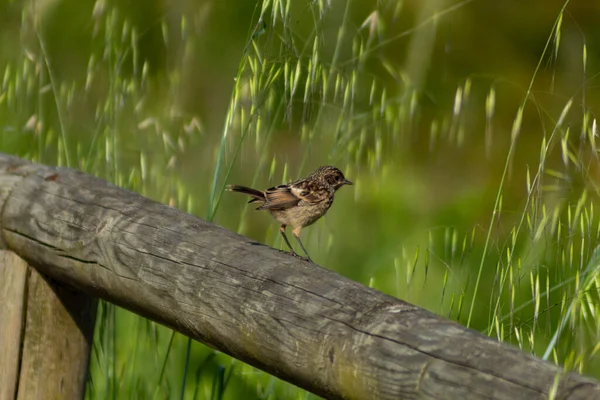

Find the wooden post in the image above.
[
  {"left": 0, "top": 251, "right": 28, "bottom": 399},
  {"left": 1, "top": 153, "right": 600, "bottom": 400},
  {"left": 17, "top": 267, "right": 97, "bottom": 399},
  {"left": 0, "top": 250, "right": 97, "bottom": 400}
]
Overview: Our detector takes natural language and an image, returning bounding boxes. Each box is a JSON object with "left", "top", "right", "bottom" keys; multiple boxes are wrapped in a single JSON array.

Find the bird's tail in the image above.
[{"left": 225, "top": 185, "right": 265, "bottom": 203}]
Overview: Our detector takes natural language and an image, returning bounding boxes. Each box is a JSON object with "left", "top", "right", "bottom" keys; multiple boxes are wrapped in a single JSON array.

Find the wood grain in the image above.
[{"left": 0, "top": 153, "right": 599, "bottom": 400}]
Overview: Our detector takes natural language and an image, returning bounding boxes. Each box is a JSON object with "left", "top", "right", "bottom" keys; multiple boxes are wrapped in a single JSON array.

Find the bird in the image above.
[{"left": 226, "top": 166, "right": 352, "bottom": 263}]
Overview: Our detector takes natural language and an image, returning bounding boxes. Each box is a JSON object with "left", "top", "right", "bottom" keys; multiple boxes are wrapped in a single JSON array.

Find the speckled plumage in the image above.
[{"left": 226, "top": 166, "right": 352, "bottom": 262}]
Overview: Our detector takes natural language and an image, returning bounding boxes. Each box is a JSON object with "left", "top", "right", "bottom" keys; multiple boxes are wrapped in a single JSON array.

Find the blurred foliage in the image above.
[{"left": 2, "top": 0, "right": 600, "bottom": 398}]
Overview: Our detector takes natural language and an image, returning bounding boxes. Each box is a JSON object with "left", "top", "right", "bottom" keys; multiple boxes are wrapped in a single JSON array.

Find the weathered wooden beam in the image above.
[
  {"left": 0, "top": 249, "right": 96, "bottom": 400},
  {"left": 0, "top": 153, "right": 599, "bottom": 400}
]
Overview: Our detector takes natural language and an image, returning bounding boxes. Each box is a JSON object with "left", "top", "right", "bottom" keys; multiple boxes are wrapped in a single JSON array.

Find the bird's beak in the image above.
[{"left": 344, "top": 179, "right": 353, "bottom": 185}]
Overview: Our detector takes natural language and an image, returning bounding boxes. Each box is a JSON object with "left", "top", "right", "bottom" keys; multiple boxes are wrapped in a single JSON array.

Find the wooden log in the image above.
[{"left": 0, "top": 152, "right": 599, "bottom": 400}]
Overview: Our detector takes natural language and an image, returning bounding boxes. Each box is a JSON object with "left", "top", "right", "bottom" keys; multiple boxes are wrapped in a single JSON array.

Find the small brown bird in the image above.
[{"left": 226, "top": 166, "right": 352, "bottom": 262}]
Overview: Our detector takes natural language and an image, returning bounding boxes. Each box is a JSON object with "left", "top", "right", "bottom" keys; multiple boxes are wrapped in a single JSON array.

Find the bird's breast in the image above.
[{"left": 269, "top": 198, "right": 333, "bottom": 228}]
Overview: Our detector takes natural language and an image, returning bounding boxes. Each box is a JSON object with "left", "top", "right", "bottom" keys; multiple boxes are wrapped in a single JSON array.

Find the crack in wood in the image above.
[
  {"left": 416, "top": 359, "right": 433, "bottom": 393},
  {"left": 323, "top": 314, "right": 546, "bottom": 394},
  {"left": 4, "top": 228, "right": 64, "bottom": 252},
  {"left": 57, "top": 254, "right": 101, "bottom": 265}
]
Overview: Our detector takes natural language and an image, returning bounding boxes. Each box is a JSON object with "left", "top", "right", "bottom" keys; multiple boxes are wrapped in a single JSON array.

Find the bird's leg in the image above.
[
  {"left": 292, "top": 226, "right": 313, "bottom": 263},
  {"left": 279, "top": 225, "right": 299, "bottom": 257}
]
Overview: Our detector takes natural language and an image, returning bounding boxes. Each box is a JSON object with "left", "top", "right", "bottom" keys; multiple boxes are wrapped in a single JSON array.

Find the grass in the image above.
[{"left": 2, "top": 0, "right": 600, "bottom": 398}]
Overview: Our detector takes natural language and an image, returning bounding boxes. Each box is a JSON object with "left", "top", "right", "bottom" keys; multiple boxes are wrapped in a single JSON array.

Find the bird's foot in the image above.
[
  {"left": 289, "top": 251, "right": 314, "bottom": 264},
  {"left": 276, "top": 249, "right": 314, "bottom": 263}
]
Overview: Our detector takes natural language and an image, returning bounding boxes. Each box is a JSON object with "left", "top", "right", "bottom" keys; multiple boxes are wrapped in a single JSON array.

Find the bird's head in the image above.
[{"left": 314, "top": 166, "right": 353, "bottom": 190}]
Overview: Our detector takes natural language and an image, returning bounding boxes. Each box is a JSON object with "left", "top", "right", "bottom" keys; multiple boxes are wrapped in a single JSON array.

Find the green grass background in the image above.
[{"left": 2, "top": 0, "right": 600, "bottom": 398}]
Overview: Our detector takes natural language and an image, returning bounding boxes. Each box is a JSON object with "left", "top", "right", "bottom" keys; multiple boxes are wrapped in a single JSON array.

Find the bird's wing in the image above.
[
  {"left": 257, "top": 184, "right": 302, "bottom": 210},
  {"left": 290, "top": 182, "right": 324, "bottom": 203},
  {"left": 257, "top": 179, "right": 327, "bottom": 210}
]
